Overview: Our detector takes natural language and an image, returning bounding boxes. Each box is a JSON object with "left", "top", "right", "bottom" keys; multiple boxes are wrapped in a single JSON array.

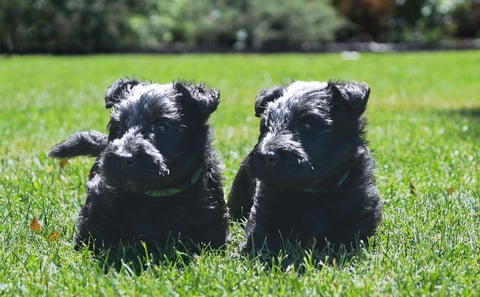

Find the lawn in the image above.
[{"left": 0, "top": 51, "right": 479, "bottom": 296}]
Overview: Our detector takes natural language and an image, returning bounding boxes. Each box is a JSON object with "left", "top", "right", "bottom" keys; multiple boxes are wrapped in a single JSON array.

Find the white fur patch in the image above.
[
  {"left": 111, "top": 83, "right": 178, "bottom": 122},
  {"left": 282, "top": 81, "right": 328, "bottom": 100},
  {"left": 265, "top": 81, "right": 332, "bottom": 126}
]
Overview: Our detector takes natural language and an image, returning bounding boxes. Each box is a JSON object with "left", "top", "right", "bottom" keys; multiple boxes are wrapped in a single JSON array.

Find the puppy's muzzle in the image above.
[
  {"left": 258, "top": 150, "right": 280, "bottom": 169},
  {"left": 110, "top": 150, "right": 137, "bottom": 169},
  {"left": 257, "top": 132, "right": 309, "bottom": 168},
  {"left": 108, "top": 132, "right": 139, "bottom": 168},
  {"left": 106, "top": 129, "right": 167, "bottom": 176}
]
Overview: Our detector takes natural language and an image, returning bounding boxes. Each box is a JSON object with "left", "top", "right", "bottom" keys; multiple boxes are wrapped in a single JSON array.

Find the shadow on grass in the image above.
[
  {"left": 440, "top": 106, "right": 480, "bottom": 139},
  {"left": 83, "top": 238, "right": 372, "bottom": 275},
  {"left": 82, "top": 239, "right": 206, "bottom": 274},
  {"left": 242, "top": 238, "right": 374, "bottom": 273}
]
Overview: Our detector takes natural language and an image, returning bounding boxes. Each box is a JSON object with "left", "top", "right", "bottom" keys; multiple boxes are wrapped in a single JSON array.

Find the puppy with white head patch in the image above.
[
  {"left": 49, "top": 79, "right": 228, "bottom": 252},
  {"left": 228, "top": 80, "right": 383, "bottom": 254}
]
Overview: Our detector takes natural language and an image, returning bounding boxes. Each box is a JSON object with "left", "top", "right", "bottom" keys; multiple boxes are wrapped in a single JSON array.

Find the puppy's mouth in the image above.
[
  {"left": 114, "top": 167, "right": 202, "bottom": 197},
  {"left": 249, "top": 147, "right": 355, "bottom": 192},
  {"left": 107, "top": 169, "right": 172, "bottom": 193},
  {"left": 248, "top": 150, "right": 314, "bottom": 188},
  {"left": 102, "top": 155, "right": 172, "bottom": 192},
  {"left": 101, "top": 151, "right": 204, "bottom": 196}
]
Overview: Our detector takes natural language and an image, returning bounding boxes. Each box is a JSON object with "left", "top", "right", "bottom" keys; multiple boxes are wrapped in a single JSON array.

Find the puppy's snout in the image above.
[
  {"left": 109, "top": 141, "right": 137, "bottom": 168},
  {"left": 112, "top": 151, "right": 137, "bottom": 168},
  {"left": 261, "top": 150, "right": 279, "bottom": 169}
]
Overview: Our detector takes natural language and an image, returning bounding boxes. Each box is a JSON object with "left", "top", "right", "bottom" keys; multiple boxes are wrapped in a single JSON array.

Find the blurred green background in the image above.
[{"left": 2, "top": 0, "right": 480, "bottom": 53}]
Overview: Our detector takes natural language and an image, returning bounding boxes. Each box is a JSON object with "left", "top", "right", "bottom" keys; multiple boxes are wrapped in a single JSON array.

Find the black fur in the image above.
[
  {"left": 49, "top": 79, "right": 228, "bottom": 252},
  {"left": 228, "top": 80, "right": 382, "bottom": 253},
  {"left": 48, "top": 130, "right": 107, "bottom": 158}
]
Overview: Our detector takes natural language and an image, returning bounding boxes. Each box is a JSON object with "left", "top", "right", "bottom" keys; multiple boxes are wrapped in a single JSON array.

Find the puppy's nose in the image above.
[
  {"left": 114, "top": 152, "right": 137, "bottom": 168},
  {"left": 262, "top": 151, "right": 279, "bottom": 169}
]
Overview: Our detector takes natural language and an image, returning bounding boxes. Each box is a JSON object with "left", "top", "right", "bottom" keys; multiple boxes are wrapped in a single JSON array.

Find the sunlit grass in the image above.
[{"left": 0, "top": 52, "right": 479, "bottom": 296}]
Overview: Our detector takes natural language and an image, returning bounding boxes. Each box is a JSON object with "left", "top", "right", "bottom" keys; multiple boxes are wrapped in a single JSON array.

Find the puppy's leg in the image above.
[
  {"left": 227, "top": 153, "right": 256, "bottom": 220},
  {"left": 48, "top": 130, "right": 107, "bottom": 159}
]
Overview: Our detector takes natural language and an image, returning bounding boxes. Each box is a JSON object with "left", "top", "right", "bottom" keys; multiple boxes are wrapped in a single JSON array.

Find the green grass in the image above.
[{"left": 0, "top": 51, "right": 479, "bottom": 296}]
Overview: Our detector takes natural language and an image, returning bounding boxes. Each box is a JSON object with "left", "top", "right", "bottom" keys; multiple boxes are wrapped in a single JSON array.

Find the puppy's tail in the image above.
[{"left": 48, "top": 130, "right": 107, "bottom": 159}]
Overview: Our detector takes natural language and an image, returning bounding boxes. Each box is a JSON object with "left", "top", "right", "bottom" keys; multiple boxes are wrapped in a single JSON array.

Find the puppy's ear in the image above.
[
  {"left": 48, "top": 130, "right": 108, "bottom": 159},
  {"left": 174, "top": 82, "right": 220, "bottom": 116},
  {"left": 330, "top": 81, "right": 370, "bottom": 114},
  {"left": 104, "top": 78, "right": 141, "bottom": 108},
  {"left": 255, "top": 86, "right": 284, "bottom": 117}
]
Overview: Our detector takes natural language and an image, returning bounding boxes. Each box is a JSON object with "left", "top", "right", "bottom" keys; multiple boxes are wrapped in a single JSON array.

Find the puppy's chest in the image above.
[
  {"left": 302, "top": 208, "right": 332, "bottom": 236},
  {"left": 114, "top": 198, "right": 201, "bottom": 235},
  {"left": 261, "top": 199, "right": 335, "bottom": 235}
]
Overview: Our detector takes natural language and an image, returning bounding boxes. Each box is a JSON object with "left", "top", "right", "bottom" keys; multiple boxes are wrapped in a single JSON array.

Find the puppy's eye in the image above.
[
  {"left": 158, "top": 124, "right": 169, "bottom": 133},
  {"left": 298, "top": 117, "right": 316, "bottom": 132},
  {"left": 153, "top": 118, "right": 170, "bottom": 133},
  {"left": 302, "top": 122, "right": 312, "bottom": 130}
]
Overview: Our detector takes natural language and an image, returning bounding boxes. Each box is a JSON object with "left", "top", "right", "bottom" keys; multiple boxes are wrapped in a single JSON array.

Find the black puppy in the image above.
[
  {"left": 49, "top": 79, "right": 228, "bottom": 251},
  {"left": 228, "top": 80, "right": 382, "bottom": 253}
]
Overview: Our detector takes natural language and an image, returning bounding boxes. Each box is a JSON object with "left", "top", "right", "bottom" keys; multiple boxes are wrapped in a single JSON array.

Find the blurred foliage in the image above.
[
  {"left": 451, "top": 1, "right": 480, "bottom": 37},
  {"left": 242, "top": 0, "right": 345, "bottom": 50},
  {"left": 0, "top": 0, "right": 141, "bottom": 53},
  {"left": 129, "top": 0, "right": 346, "bottom": 50},
  {"left": 129, "top": 0, "right": 242, "bottom": 48},
  {"left": 333, "top": 0, "right": 396, "bottom": 40},
  {"left": 1, "top": 0, "right": 479, "bottom": 53},
  {"left": 334, "top": 0, "right": 480, "bottom": 43},
  {"left": 388, "top": 0, "right": 454, "bottom": 43}
]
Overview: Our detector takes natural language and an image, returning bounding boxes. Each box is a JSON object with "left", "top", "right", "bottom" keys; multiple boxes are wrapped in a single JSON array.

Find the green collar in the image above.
[
  {"left": 143, "top": 168, "right": 203, "bottom": 198},
  {"left": 303, "top": 170, "right": 350, "bottom": 194}
]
